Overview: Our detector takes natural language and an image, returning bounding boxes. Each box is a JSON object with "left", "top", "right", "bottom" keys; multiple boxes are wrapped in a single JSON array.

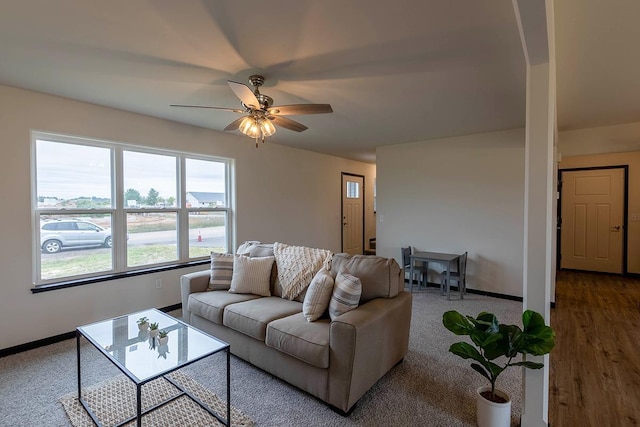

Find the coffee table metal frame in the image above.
[{"left": 76, "top": 308, "right": 230, "bottom": 427}]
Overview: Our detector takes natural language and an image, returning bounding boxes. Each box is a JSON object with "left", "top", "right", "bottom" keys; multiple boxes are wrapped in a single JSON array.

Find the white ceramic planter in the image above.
[
  {"left": 476, "top": 386, "right": 511, "bottom": 427},
  {"left": 158, "top": 336, "right": 168, "bottom": 346},
  {"left": 149, "top": 329, "right": 159, "bottom": 338}
]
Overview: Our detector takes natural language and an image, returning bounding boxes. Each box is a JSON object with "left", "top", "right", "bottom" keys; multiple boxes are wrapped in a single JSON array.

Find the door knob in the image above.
[{"left": 610, "top": 225, "right": 621, "bottom": 232}]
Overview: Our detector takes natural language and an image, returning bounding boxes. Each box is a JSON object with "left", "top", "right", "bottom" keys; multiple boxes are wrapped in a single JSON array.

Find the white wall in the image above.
[
  {"left": 559, "top": 121, "right": 640, "bottom": 157},
  {"left": 376, "top": 128, "right": 525, "bottom": 297},
  {"left": 0, "top": 85, "right": 375, "bottom": 350}
]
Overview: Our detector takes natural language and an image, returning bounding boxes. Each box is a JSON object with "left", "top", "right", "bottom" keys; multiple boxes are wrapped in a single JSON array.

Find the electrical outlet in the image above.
[{"left": 155, "top": 279, "right": 162, "bottom": 289}]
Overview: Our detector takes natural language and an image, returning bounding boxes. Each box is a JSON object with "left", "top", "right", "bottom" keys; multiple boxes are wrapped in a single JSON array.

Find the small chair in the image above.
[
  {"left": 440, "top": 252, "right": 468, "bottom": 299},
  {"left": 402, "top": 246, "right": 428, "bottom": 292}
]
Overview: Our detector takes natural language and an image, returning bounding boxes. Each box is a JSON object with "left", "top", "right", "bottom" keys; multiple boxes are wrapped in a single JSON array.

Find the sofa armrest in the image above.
[
  {"left": 180, "top": 270, "right": 211, "bottom": 323},
  {"left": 328, "top": 292, "right": 412, "bottom": 412}
]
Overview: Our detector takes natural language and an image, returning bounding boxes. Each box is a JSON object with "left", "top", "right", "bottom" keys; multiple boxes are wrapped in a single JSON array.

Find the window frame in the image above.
[{"left": 31, "top": 131, "right": 234, "bottom": 289}]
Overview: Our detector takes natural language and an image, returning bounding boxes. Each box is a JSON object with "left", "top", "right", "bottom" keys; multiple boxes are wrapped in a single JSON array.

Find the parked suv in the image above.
[{"left": 40, "top": 219, "right": 112, "bottom": 253}]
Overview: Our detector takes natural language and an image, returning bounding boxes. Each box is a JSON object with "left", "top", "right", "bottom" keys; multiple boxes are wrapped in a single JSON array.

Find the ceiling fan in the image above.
[{"left": 171, "top": 75, "right": 333, "bottom": 146}]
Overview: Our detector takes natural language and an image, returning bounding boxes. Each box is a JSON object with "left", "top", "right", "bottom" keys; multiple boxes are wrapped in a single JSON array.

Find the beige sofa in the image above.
[{"left": 180, "top": 244, "right": 412, "bottom": 414}]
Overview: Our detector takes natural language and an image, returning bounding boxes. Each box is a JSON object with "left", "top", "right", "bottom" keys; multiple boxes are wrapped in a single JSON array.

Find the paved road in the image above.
[{"left": 42, "top": 227, "right": 226, "bottom": 259}]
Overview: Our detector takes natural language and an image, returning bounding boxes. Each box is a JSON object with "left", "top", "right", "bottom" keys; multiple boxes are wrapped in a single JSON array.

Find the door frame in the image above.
[
  {"left": 557, "top": 165, "right": 629, "bottom": 274},
  {"left": 341, "top": 172, "right": 365, "bottom": 254}
]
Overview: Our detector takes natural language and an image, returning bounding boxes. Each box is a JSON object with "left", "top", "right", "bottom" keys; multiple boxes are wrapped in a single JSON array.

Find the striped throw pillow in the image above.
[
  {"left": 208, "top": 253, "right": 234, "bottom": 291},
  {"left": 329, "top": 269, "right": 362, "bottom": 321},
  {"left": 303, "top": 267, "right": 334, "bottom": 322},
  {"left": 229, "top": 255, "right": 274, "bottom": 296}
]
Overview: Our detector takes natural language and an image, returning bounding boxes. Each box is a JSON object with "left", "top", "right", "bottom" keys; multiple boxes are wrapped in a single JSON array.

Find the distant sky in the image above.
[{"left": 36, "top": 140, "right": 226, "bottom": 200}]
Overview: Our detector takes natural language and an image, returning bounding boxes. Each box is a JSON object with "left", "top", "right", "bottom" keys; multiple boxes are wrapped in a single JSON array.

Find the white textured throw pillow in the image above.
[
  {"left": 302, "top": 267, "right": 335, "bottom": 322},
  {"left": 229, "top": 255, "right": 274, "bottom": 296},
  {"left": 273, "top": 242, "right": 332, "bottom": 300},
  {"left": 208, "top": 253, "right": 234, "bottom": 291},
  {"left": 329, "top": 269, "right": 362, "bottom": 321}
]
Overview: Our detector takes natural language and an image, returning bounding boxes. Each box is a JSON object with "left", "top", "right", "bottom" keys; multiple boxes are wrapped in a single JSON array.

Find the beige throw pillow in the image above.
[
  {"left": 302, "top": 267, "right": 334, "bottom": 322},
  {"left": 228, "top": 255, "right": 274, "bottom": 296},
  {"left": 329, "top": 269, "right": 362, "bottom": 321},
  {"left": 208, "top": 253, "right": 234, "bottom": 291}
]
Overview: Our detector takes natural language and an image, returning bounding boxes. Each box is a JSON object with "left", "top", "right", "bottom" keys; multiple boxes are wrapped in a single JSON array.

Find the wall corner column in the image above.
[{"left": 514, "top": 0, "right": 556, "bottom": 425}]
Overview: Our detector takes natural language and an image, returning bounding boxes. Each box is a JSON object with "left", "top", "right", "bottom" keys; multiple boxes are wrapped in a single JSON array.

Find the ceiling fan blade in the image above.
[
  {"left": 170, "top": 104, "right": 244, "bottom": 113},
  {"left": 268, "top": 104, "right": 333, "bottom": 115},
  {"left": 270, "top": 116, "right": 308, "bottom": 132},
  {"left": 224, "top": 116, "right": 246, "bottom": 131},
  {"left": 228, "top": 81, "right": 260, "bottom": 109}
]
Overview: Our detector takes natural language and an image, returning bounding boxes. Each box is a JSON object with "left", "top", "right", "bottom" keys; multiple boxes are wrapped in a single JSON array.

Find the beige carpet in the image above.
[{"left": 60, "top": 370, "right": 253, "bottom": 427}]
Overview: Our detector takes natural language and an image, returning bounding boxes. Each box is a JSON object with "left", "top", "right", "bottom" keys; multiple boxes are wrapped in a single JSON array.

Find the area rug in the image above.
[{"left": 60, "top": 370, "right": 254, "bottom": 427}]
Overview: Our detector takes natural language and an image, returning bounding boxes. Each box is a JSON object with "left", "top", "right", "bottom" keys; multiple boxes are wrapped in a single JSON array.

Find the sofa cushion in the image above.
[
  {"left": 188, "top": 291, "right": 261, "bottom": 325},
  {"left": 208, "top": 253, "right": 234, "bottom": 290},
  {"left": 266, "top": 313, "right": 331, "bottom": 368},
  {"left": 329, "top": 269, "right": 362, "bottom": 321},
  {"left": 223, "top": 297, "right": 302, "bottom": 341},
  {"left": 274, "top": 242, "right": 332, "bottom": 300},
  {"left": 237, "top": 241, "right": 274, "bottom": 257},
  {"left": 330, "top": 253, "right": 402, "bottom": 303},
  {"left": 302, "top": 267, "right": 334, "bottom": 322},
  {"left": 229, "top": 255, "right": 274, "bottom": 296}
]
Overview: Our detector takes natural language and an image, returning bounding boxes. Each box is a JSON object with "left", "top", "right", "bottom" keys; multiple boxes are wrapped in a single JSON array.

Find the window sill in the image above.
[{"left": 31, "top": 260, "right": 209, "bottom": 294}]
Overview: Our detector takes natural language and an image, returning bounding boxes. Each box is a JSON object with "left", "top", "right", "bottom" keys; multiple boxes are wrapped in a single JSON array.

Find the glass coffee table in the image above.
[{"left": 76, "top": 308, "right": 230, "bottom": 427}]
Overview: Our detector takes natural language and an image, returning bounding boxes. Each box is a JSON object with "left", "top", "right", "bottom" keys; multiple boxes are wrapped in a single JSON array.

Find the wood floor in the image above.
[{"left": 550, "top": 270, "right": 640, "bottom": 426}]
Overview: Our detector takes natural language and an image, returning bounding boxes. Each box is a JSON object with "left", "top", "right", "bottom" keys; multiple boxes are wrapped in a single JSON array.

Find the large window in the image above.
[{"left": 32, "top": 132, "right": 233, "bottom": 286}]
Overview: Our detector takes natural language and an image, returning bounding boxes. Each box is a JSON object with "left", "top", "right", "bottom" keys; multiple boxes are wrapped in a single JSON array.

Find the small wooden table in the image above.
[{"left": 410, "top": 251, "right": 463, "bottom": 300}]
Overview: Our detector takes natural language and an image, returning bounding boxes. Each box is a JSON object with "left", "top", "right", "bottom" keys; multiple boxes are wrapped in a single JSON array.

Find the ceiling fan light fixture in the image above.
[
  {"left": 261, "top": 118, "right": 276, "bottom": 137},
  {"left": 239, "top": 116, "right": 261, "bottom": 139},
  {"left": 239, "top": 115, "right": 276, "bottom": 141}
]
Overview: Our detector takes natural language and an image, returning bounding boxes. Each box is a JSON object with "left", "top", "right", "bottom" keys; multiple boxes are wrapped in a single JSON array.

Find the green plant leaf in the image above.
[
  {"left": 481, "top": 332, "right": 508, "bottom": 360},
  {"left": 449, "top": 342, "right": 487, "bottom": 365},
  {"left": 522, "top": 331, "right": 556, "bottom": 355},
  {"left": 476, "top": 312, "right": 500, "bottom": 333},
  {"left": 488, "top": 360, "right": 506, "bottom": 380},
  {"left": 522, "top": 310, "right": 545, "bottom": 333},
  {"left": 499, "top": 324, "right": 523, "bottom": 358},
  {"left": 470, "top": 363, "right": 492, "bottom": 382},
  {"left": 469, "top": 330, "right": 489, "bottom": 348},
  {"left": 443, "top": 311, "right": 473, "bottom": 335},
  {"left": 521, "top": 311, "right": 555, "bottom": 355},
  {"left": 511, "top": 361, "right": 544, "bottom": 369}
]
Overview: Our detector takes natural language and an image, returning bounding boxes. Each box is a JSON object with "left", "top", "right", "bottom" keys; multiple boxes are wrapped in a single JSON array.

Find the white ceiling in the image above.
[{"left": 0, "top": 1, "right": 637, "bottom": 163}]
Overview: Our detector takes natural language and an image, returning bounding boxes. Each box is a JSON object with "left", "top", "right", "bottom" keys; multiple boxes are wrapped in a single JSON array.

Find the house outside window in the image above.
[{"left": 32, "top": 132, "right": 234, "bottom": 286}]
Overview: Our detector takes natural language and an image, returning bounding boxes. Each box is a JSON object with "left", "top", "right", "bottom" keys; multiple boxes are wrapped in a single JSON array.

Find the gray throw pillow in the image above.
[
  {"left": 302, "top": 267, "right": 334, "bottom": 322},
  {"left": 208, "top": 253, "right": 234, "bottom": 291},
  {"left": 329, "top": 269, "right": 362, "bottom": 321}
]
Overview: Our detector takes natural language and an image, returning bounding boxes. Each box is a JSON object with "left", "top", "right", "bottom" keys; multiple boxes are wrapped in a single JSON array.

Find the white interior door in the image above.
[
  {"left": 342, "top": 174, "right": 364, "bottom": 255},
  {"left": 560, "top": 168, "right": 624, "bottom": 273}
]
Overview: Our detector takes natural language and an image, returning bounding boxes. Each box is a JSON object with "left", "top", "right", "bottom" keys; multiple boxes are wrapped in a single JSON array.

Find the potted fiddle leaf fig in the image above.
[{"left": 442, "top": 310, "right": 555, "bottom": 427}]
